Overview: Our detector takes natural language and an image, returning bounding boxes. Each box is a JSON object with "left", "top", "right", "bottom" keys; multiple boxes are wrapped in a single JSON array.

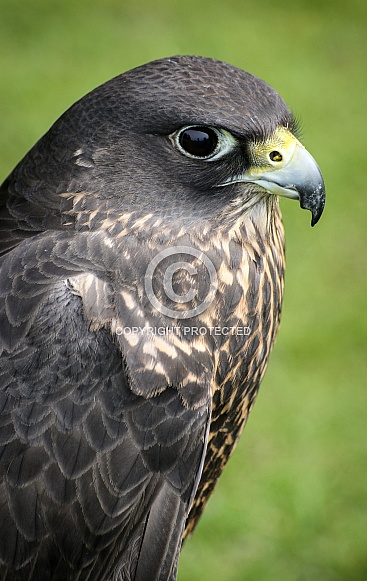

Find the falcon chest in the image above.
[{"left": 185, "top": 208, "right": 285, "bottom": 533}]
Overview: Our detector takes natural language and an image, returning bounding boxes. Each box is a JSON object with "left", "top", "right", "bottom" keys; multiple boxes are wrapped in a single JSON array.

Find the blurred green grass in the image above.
[{"left": 0, "top": 0, "right": 366, "bottom": 579}]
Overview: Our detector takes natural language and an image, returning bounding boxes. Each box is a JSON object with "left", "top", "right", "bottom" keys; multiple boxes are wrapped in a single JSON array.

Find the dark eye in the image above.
[
  {"left": 171, "top": 125, "right": 236, "bottom": 161},
  {"left": 178, "top": 127, "right": 219, "bottom": 158}
]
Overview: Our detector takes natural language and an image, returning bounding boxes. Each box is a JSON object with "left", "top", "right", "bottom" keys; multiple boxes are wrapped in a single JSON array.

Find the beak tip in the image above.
[
  {"left": 303, "top": 201, "right": 324, "bottom": 227},
  {"left": 300, "top": 181, "right": 326, "bottom": 227},
  {"left": 310, "top": 202, "right": 325, "bottom": 226}
]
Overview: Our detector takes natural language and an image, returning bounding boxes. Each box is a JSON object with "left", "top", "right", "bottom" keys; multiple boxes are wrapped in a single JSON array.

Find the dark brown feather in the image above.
[{"left": 0, "top": 55, "right": 320, "bottom": 580}]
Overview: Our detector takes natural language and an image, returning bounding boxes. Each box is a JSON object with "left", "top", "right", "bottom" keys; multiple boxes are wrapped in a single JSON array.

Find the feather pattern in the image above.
[{"left": 0, "top": 55, "right": 324, "bottom": 579}]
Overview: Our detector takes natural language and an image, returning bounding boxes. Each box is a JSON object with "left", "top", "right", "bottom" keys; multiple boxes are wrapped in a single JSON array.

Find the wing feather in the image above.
[{"left": 0, "top": 225, "right": 211, "bottom": 579}]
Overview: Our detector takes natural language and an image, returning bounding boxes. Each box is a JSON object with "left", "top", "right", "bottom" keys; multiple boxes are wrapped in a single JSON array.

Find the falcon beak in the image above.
[{"left": 223, "top": 128, "right": 326, "bottom": 226}]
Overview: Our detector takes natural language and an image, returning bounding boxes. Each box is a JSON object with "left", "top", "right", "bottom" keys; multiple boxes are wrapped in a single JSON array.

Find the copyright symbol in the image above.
[{"left": 144, "top": 246, "right": 218, "bottom": 319}]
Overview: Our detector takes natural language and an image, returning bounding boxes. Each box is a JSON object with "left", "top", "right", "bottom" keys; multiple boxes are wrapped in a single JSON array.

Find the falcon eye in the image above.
[
  {"left": 171, "top": 125, "right": 237, "bottom": 161},
  {"left": 269, "top": 150, "right": 283, "bottom": 162},
  {"left": 178, "top": 127, "right": 219, "bottom": 158}
]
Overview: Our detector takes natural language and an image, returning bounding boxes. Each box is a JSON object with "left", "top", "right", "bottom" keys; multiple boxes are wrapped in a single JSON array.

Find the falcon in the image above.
[{"left": 0, "top": 56, "right": 325, "bottom": 580}]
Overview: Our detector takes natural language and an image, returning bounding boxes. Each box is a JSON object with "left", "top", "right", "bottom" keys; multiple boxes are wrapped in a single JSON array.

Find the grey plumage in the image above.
[{"left": 0, "top": 56, "right": 325, "bottom": 580}]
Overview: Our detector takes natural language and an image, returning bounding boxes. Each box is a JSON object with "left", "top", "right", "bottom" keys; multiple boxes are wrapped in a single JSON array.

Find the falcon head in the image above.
[{"left": 2, "top": 55, "right": 325, "bottom": 257}]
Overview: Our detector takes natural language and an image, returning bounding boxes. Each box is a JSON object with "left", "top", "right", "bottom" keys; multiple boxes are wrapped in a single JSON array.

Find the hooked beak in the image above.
[{"left": 222, "top": 128, "right": 325, "bottom": 226}]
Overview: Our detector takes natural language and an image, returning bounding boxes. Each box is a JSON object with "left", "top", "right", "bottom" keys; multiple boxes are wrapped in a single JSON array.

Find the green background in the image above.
[{"left": 0, "top": 1, "right": 366, "bottom": 579}]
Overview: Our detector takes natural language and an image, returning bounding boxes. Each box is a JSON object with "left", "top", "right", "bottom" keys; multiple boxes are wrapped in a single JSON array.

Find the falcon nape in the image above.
[{"left": 0, "top": 56, "right": 325, "bottom": 580}]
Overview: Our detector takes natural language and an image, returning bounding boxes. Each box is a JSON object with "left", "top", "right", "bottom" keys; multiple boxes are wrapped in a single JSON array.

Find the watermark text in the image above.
[{"left": 115, "top": 325, "right": 251, "bottom": 337}]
